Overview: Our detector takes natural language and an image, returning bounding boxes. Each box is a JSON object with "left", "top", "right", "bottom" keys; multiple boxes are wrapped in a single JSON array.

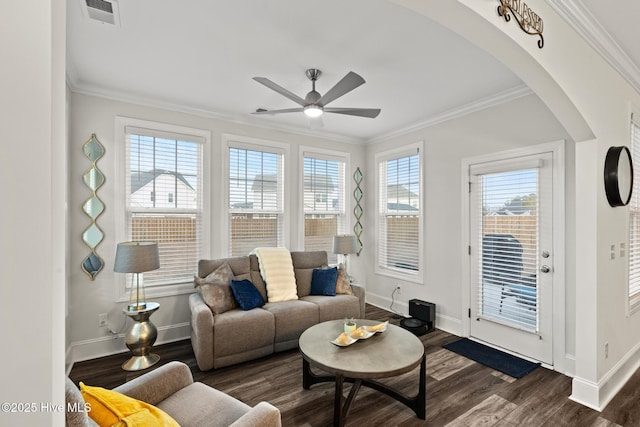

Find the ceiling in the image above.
[{"left": 66, "top": 0, "right": 640, "bottom": 144}]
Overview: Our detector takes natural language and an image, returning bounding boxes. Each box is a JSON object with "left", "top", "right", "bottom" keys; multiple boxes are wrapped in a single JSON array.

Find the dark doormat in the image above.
[{"left": 443, "top": 338, "right": 540, "bottom": 379}]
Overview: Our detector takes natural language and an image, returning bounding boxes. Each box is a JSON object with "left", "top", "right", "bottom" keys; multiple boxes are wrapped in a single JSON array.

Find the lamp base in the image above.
[
  {"left": 122, "top": 353, "right": 160, "bottom": 371},
  {"left": 122, "top": 302, "right": 160, "bottom": 372}
]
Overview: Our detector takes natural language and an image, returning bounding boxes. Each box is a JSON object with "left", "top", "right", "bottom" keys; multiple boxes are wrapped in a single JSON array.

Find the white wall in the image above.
[
  {"left": 68, "top": 92, "right": 366, "bottom": 361},
  {"left": 393, "top": 0, "right": 640, "bottom": 411},
  {"left": 363, "top": 93, "right": 575, "bottom": 354},
  {"left": 0, "top": 1, "right": 67, "bottom": 426}
]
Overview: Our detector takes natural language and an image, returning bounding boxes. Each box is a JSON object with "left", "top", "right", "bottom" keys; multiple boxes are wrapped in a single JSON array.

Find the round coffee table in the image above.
[{"left": 299, "top": 319, "right": 426, "bottom": 427}]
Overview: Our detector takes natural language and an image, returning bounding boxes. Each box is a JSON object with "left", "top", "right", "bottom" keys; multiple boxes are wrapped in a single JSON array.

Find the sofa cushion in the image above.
[
  {"left": 249, "top": 255, "right": 268, "bottom": 302},
  {"left": 291, "top": 251, "right": 328, "bottom": 297},
  {"left": 194, "top": 262, "right": 238, "bottom": 315},
  {"left": 310, "top": 267, "right": 338, "bottom": 296},
  {"left": 301, "top": 295, "right": 361, "bottom": 322},
  {"left": 213, "top": 308, "right": 275, "bottom": 358},
  {"left": 230, "top": 279, "right": 265, "bottom": 310},
  {"left": 253, "top": 247, "right": 298, "bottom": 302},
  {"left": 335, "top": 265, "right": 354, "bottom": 295},
  {"left": 262, "top": 300, "right": 319, "bottom": 344},
  {"left": 80, "top": 382, "right": 179, "bottom": 427},
  {"left": 156, "top": 382, "right": 251, "bottom": 427},
  {"left": 198, "top": 256, "right": 250, "bottom": 279}
]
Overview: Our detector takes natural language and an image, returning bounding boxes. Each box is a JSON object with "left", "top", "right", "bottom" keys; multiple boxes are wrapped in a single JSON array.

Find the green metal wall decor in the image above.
[
  {"left": 353, "top": 167, "right": 363, "bottom": 255},
  {"left": 81, "top": 134, "right": 106, "bottom": 280}
]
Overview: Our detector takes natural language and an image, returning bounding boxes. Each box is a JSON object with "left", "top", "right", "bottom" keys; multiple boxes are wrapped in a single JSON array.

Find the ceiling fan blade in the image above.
[
  {"left": 324, "top": 107, "right": 381, "bottom": 118},
  {"left": 317, "top": 71, "right": 365, "bottom": 107},
  {"left": 253, "top": 77, "right": 306, "bottom": 106},
  {"left": 252, "top": 107, "right": 305, "bottom": 115}
]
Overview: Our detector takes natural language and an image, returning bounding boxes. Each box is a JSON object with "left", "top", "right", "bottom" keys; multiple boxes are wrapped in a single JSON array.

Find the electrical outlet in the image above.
[
  {"left": 98, "top": 313, "right": 108, "bottom": 328},
  {"left": 605, "top": 342, "right": 609, "bottom": 359}
]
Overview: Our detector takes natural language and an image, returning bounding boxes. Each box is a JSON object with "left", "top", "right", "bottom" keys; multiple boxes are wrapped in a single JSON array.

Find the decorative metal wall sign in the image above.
[
  {"left": 81, "top": 134, "right": 106, "bottom": 280},
  {"left": 353, "top": 167, "right": 363, "bottom": 255},
  {"left": 497, "top": 0, "right": 544, "bottom": 49}
]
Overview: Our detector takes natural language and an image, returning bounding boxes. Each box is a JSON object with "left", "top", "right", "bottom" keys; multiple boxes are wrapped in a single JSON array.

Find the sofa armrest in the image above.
[
  {"left": 113, "top": 361, "right": 193, "bottom": 405},
  {"left": 189, "top": 292, "right": 215, "bottom": 371},
  {"left": 351, "top": 283, "right": 366, "bottom": 318},
  {"left": 229, "top": 401, "right": 282, "bottom": 427}
]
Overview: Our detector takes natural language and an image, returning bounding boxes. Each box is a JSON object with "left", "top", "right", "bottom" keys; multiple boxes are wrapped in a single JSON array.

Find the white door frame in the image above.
[{"left": 461, "top": 140, "right": 567, "bottom": 372}]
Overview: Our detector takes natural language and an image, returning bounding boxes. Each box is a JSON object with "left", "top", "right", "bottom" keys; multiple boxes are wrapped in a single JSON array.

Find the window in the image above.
[
  {"left": 303, "top": 152, "right": 347, "bottom": 264},
  {"left": 377, "top": 144, "right": 422, "bottom": 277},
  {"left": 228, "top": 143, "right": 285, "bottom": 256},
  {"left": 629, "top": 113, "right": 640, "bottom": 309},
  {"left": 116, "top": 118, "right": 209, "bottom": 297}
]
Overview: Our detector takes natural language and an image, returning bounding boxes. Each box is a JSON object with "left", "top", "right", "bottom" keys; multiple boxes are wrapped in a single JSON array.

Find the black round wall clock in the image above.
[{"left": 604, "top": 145, "right": 634, "bottom": 207}]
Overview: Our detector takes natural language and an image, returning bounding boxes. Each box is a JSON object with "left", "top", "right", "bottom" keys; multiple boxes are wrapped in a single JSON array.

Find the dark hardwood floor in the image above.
[{"left": 69, "top": 305, "right": 636, "bottom": 426}]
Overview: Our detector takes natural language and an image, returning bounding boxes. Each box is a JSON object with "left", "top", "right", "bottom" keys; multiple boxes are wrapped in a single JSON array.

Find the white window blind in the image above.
[
  {"left": 629, "top": 114, "right": 640, "bottom": 307},
  {"left": 303, "top": 155, "right": 346, "bottom": 264},
  {"left": 229, "top": 146, "right": 284, "bottom": 256},
  {"left": 378, "top": 152, "right": 420, "bottom": 273},
  {"left": 476, "top": 168, "right": 538, "bottom": 331},
  {"left": 125, "top": 128, "right": 204, "bottom": 287}
]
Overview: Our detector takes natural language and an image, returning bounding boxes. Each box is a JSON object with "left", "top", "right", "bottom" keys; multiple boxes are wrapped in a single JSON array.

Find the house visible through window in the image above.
[
  {"left": 377, "top": 146, "right": 421, "bottom": 275},
  {"left": 122, "top": 122, "right": 206, "bottom": 289},
  {"left": 228, "top": 145, "right": 284, "bottom": 256},
  {"left": 629, "top": 113, "right": 640, "bottom": 309},
  {"left": 303, "top": 153, "right": 346, "bottom": 264}
]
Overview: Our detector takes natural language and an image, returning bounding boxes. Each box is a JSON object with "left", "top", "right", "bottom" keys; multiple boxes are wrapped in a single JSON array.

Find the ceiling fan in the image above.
[{"left": 252, "top": 69, "right": 381, "bottom": 121}]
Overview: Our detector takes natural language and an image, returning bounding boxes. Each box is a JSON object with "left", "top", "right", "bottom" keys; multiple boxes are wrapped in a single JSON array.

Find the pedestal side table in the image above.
[{"left": 122, "top": 302, "right": 160, "bottom": 371}]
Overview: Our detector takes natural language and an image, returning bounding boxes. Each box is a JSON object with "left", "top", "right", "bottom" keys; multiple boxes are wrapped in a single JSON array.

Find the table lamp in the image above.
[
  {"left": 114, "top": 241, "right": 160, "bottom": 311},
  {"left": 333, "top": 234, "right": 358, "bottom": 282}
]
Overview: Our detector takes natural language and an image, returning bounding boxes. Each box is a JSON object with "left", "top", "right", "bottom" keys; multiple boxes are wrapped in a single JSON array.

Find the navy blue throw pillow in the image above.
[
  {"left": 310, "top": 267, "right": 338, "bottom": 296},
  {"left": 230, "top": 279, "right": 265, "bottom": 310}
]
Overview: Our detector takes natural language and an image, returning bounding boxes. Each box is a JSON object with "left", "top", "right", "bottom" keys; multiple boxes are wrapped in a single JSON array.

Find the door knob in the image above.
[{"left": 540, "top": 265, "right": 551, "bottom": 273}]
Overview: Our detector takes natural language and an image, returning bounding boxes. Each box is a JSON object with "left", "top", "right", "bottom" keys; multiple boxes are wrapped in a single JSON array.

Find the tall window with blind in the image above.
[
  {"left": 303, "top": 154, "right": 346, "bottom": 264},
  {"left": 228, "top": 146, "right": 284, "bottom": 256},
  {"left": 377, "top": 148, "right": 421, "bottom": 275},
  {"left": 123, "top": 125, "right": 205, "bottom": 289},
  {"left": 629, "top": 114, "right": 640, "bottom": 309}
]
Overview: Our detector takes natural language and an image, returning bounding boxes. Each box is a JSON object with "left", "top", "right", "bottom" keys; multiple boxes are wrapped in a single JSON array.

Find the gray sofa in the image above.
[
  {"left": 65, "top": 361, "right": 281, "bottom": 427},
  {"left": 189, "top": 251, "right": 365, "bottom": 370}
]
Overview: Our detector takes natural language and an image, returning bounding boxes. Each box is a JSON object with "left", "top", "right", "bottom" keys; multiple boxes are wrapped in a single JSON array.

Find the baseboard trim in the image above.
[
  {"left": 366, "top": 294, "right": 462, "bottom": 336},
  {"left": 570, "top": 340, "right": 640, "bottom": 411},
  {"left": 70, "top": 322, "right": 191, "bottom": 364}
]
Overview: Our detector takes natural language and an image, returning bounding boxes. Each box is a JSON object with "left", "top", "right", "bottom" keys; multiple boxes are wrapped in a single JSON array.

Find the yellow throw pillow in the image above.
[{"left": 80, "top": 382, "right": 180, "bottom": 427}]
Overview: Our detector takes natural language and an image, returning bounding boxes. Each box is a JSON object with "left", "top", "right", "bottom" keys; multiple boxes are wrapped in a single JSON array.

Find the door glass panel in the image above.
[{"left": 478, "top": 169, "right": 538, "bottom": 332}]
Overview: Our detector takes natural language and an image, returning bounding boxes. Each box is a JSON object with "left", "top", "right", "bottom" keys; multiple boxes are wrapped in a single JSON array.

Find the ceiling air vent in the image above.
[{"left": 83, "top": 0, "right": 121, "bottom": 26}]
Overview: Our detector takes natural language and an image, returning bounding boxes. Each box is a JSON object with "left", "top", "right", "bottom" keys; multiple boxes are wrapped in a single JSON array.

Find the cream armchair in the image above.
[{"left": 66, "top": 361, "right": 281, "bottom": 427}]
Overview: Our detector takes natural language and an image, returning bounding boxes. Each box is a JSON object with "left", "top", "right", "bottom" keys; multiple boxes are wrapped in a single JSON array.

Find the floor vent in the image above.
[{"left": 84, "top": 0, "right": 120, "bottom": 26}]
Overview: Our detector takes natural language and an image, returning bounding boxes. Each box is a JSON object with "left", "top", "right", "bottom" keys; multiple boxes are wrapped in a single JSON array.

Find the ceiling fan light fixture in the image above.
[{"left": 304, "top": 105, "right": 323, "bottom": 118}]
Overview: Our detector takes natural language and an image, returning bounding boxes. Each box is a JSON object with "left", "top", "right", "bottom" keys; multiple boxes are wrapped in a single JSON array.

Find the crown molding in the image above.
[
  {"left": 67, "top": 75, "right": 532, "bottom": 146},
  {"left": 367, "top": 84, "right": 533, "bottom": 144},
  {"left": 66, "top": 75, "right": 365, "bottom": 146},
  {"left": 545, "top": 0, "right": 640, "bottom": 94}
]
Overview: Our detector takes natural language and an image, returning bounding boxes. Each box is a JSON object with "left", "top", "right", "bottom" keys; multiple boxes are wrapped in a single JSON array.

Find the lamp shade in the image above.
[
  {"left": 333, "top": 234, "right": 358, "bottom": 255},
  {"left": 114, "top": 242, "right": 160, "bottom": 273}
]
